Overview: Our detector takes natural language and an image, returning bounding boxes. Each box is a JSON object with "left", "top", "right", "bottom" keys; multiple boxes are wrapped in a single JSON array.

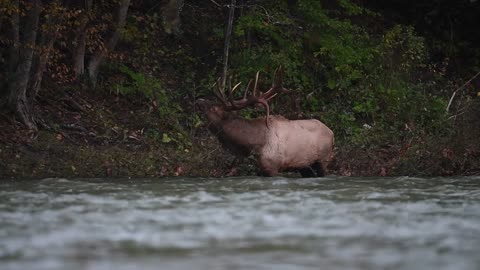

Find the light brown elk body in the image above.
[{"left": 196, "top": 68, "right": 334, "bottom": 177}]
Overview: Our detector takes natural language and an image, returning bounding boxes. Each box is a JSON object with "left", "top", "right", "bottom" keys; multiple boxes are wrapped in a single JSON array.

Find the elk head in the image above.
[{"left": 196, "top": 67, "right": 291, "bottom": 128}]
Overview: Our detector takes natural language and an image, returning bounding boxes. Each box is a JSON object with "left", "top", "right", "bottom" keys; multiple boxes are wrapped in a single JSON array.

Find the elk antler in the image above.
[
  {"left": 214, "top": 66, "right": 291, "bottom": 128},
  {"left": 261, "top": 66, "right": 292, "bottom": 101}
]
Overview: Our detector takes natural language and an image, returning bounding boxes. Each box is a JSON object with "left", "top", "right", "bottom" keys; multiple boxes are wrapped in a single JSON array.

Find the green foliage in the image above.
[
  {"left": 115, "top": 65, "right": 170, "bottom": 113},
  {"left": 228, "top": 0, "right": 372, "bottom": 129},
  {"left": 355, "top": 25, "right": 446, "bottom": 132},
  {"left": 109, "top": 64, "right": 191, "bottom": 149},
  {"left": 123, "top": 13, "right": 198, "bottom": 82},
  {"left": 225, "top": 0, "right": 450, "bottom": 145},
  {"left": 337, "top": 0, "right": 376, "bottom": 16},
  {"left": 231, "top": 4, "right": 307, "bottom": 89},
  {"left": 299, "top": 0, "right": 377, "bottom": 91},
  {"left": 104, "top": 0, "right": 459, "bottom": 154},
  {"left": 322, "top": 25, "right": 448, "bottom": 143}
]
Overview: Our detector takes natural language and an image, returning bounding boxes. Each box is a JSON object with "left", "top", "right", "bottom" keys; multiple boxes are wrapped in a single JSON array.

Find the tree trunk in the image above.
[
  {"left": 87, "top": 0, "right": 130, "bottom": 87},
  {"left": 30, "top": 1, "right": 66, "bottom": 100},
  {"left": 2, "top": 0, "right": 21, "bottom": 98},
  {"left": 30, "top": 19, "right": 58, "bottom": 101},
  {"left": 220, "top": 0, "right": 236, "bottom": 91},
  {"left": 72, "top": 23, "right": 87, "bottom": 77},
  {"left": 6, "top": 0, "right": 41, "bottom": 130},
  {"left": 7, "top": 0, "right": 20, "bottom": 74},
  {"left": 72, "top": 0, "right": 92, "bottom": 78}
]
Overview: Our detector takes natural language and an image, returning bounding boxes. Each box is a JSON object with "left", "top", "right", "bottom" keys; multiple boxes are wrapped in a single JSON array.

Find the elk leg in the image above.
[
  {"left": 257, "top": 170, "right": 275, "bottom": 177},
  {"left": 229, "top": 157, "right": 238, "bottom": 167},
  {"left": 299, "top": 167, "right": 316, "bottom": 177},
  {"left": 312, "top": 161, "right": 326, "bottom": 177},
  {"left": 258, "top": 158, "right": 278, "bottom": 177},
  {"left": 257, "top": 166, "right": 278, "bottom": 177}
]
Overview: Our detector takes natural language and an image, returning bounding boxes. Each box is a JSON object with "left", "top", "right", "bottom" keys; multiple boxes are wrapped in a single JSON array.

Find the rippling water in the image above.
[{"left": 1, "top": 177, "right": 480, "bottom": 270}]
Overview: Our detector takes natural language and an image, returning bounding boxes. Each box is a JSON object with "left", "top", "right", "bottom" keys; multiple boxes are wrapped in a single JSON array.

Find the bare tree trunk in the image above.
[
  {"left": 30, "top": 16, "right": 59, "bottom": 101},
  {"left": 7, "top": 0, "right": 20, "bottom": 76},
  {"left": 220, "top": 0, "right": 236, "bottom": 91},
  {"left": 72, "top": 0, "right": 93, "bottom": 78},
  {"left": 72, "top": 21, "right": 87, "bottom": 77},
  {"left": 0, "top": 1, "right": 19, "bottom": 99},
  {"left": 87, "top": 0, "right": 130, "bottom": 87},
  {"left": 6, "top": 0, "right": 41, "bottom": 130},
  {"left": 30, "top": 1, "right": 63, "bottom": 100}
]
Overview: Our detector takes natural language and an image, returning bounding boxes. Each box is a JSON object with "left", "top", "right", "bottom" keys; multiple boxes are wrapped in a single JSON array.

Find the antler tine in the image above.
[
  {"left": 262, "top": 66, "right": 283, "bottom": 96},
  {"left": 219, "top": 77, "right": 228, "bottom": 98},
  {"left": 228, "top": 82, "right": 242, "bottom": 109},
  {"left": 244, "top": 79, "right": 253, "bottom": 99},
  {"left": 213, "top": 78, "right": 228, "bottom": 106},
  {"left": 266, "top": 92, "right": 279, "bottom": 101},
  {"left": 255, "top": 98, "right": 271, "bottom": 128},
  {"left": 262, "top": 66, "right": 291, "bottom": 101},
  {"left": 253, "top": 71, "right": 260, "bottom": 97},
  {"left": 218, "top": 67, "right": 290, "bottom": 129},
  {"left": 231, "top": 82, "right": 242, "bottom": 93}
]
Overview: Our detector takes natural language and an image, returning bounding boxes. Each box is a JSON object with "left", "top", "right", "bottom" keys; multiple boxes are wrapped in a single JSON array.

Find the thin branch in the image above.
[
  {"left": 209, "top": 0, "right": 222, "bottom": 7},
  {"left": 448, "top": 107, "right": 469, "bottom": 120},
  {"left": 446, "top": 70, "right": 480, "bottom": 112},
  {"left": 220, "top": 0, "right": 236, "bottom": 91}
]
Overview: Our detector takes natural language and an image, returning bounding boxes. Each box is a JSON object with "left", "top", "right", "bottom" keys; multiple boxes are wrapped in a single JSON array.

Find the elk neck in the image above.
[{"left": 209, "top": 113, "right": 271, "bottom": 157}]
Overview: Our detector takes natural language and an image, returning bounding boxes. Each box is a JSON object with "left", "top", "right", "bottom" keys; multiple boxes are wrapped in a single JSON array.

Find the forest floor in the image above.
[{"left": 1, "top": 86, "right": 479, "bottom": 179}]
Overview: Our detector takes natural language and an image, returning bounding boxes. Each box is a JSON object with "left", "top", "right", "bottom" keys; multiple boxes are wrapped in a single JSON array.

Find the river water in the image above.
[{"left": 0, "top": 177, "right": 479, "bottom": 270}]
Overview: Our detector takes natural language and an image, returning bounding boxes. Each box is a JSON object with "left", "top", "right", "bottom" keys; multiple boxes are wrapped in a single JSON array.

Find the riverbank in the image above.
[
  {"left": 2, "top": 1, "right": 480, "bottom": 179},
  {"left": 1, "top": 86, "right": 479, "bottom": 179}
]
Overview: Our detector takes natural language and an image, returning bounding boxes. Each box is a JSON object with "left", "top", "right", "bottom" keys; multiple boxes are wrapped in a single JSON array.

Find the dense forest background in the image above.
[{"left": 0, "top": 0, "right": 479, "bottom": 177}]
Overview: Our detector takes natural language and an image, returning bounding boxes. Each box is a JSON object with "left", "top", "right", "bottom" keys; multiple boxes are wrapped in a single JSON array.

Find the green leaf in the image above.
[
  {"left": 327, "top": 79, "right": 336, "bottom": 89},
  {"left": 162, "top": 133, "right": 172, "bottom": 143}
]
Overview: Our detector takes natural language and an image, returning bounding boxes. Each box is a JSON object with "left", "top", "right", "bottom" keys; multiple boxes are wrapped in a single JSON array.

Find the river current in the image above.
[{"left": 1, "top": 176, "right": 479, "bottom": 270}]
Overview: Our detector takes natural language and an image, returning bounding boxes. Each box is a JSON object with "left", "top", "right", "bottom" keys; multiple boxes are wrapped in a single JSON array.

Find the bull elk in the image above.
[{"left": 196, "top": 67, "right": 334, "bottom": 177}]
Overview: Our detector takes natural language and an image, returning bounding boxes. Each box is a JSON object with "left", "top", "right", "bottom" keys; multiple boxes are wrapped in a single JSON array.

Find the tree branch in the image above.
[
  {"left": 446, "top": 70, "right": 480, "bottom": 112},
  {"left": 220, "top": 0, "right": 236, "bottom": 91}
]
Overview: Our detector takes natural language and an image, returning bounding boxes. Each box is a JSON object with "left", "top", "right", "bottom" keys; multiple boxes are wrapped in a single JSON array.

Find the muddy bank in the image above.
[{"left": 1, "top": 88, "right": 479, "bottom": 179}]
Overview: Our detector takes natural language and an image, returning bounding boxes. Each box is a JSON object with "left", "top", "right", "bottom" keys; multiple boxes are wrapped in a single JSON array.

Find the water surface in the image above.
[{"left": 1, "top": 176, "right": 479, "bottom": 270}]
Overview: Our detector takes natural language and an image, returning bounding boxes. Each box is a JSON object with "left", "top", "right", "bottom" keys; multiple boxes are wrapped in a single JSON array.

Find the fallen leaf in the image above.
[{"left": 174, "top": 165, "right": 183, "bottom": 176}]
